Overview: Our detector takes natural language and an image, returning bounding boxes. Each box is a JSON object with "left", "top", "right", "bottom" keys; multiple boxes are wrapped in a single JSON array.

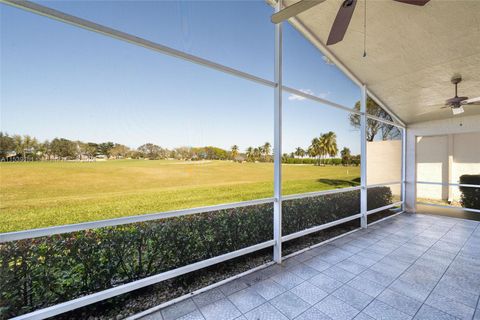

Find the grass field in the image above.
[{"left": 0, "top": 160, "right": 360, "bottom": 232}]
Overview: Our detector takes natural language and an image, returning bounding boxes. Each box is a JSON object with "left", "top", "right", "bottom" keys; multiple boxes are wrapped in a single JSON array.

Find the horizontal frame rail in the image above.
[
  {"left": 282, "top": 186, "right": 361, "bottom": 201},
  {"left": 281, "top": 213, "right": 362, "bottom": 242},
  {"left": 416, "top": 202, "right": 480, "bottom": 214},
  {"left": 416, "top": 181, "right": 480, "bottom": 188},
  {"left": 366, "top": 181, "right": 402, "bottom": 188},
  {"left": 282, "top": 86, "right": 360, "bottom": 115},
  {"left": 11, "top": 240, "right": 276, "bottom": 320},
  {"left": 366, "top": 114, "right": 405, "bottom": 129},
  {"left": 366, "top": 201, "right": 403, "bottom": 216},
  {"left": 0, "top": 197, "right": 274, "bottom": 243}
]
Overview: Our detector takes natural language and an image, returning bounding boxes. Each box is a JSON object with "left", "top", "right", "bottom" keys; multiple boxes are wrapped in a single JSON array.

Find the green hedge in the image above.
[
  {"left": 459, "top": 174, "right": 480, "bottom": 209},
  {"left": 0, "top": 187, "right": 392, "bottom": 318}
]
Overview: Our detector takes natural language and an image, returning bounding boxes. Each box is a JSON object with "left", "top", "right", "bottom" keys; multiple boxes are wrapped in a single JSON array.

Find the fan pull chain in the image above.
[{"left": 363, "top": 0, "right": 367, "bottom": 57}]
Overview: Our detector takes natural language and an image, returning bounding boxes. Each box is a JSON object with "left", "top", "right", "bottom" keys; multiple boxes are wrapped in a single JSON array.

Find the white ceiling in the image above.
[{"left": 283, "top": 0, "right": 480, "bottom": 124}]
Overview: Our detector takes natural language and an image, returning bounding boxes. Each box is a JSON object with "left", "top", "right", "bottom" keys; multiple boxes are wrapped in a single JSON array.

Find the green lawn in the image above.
[{"left": 0, "top": 160, "right": 360, "bottom": 232}]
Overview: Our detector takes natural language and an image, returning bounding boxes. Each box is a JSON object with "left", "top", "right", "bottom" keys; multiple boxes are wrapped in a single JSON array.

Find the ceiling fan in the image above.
[
  {"left": 442, "top": 76, "right": 480, "bottom": 115},
  {"left": 271, "top": 0, "right": 430, "bottom": 45}
]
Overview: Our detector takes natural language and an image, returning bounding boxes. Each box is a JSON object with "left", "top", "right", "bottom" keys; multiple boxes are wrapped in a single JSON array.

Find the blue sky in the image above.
[{"left": 0, "top": 0, "right": 361, "bottom": 154}]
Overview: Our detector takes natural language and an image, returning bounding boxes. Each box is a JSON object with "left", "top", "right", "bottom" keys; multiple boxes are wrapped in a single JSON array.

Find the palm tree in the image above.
[
  {"left": 295, "top": 147, "right": 305, "bottom": 158},
  {"left": 246, "top": 147, "right": 254, "bottom": 162},
  {"left": 253, "top": 147, "right": 261, "bottom": 161},
  {"left": 231, "top": 145, "right": 239, "bottom": 160},
  {"left": 322, "top": 131, "right": 338, "bottom": 164},
  {"left": 263, "top": 142, "right": 271, "bottom": 161},
  {"left": 340, "top": 147, "right": 351, "bottom": 166},
  {"left": 309, "top": 137, "right": 325, "bottom": 165}
]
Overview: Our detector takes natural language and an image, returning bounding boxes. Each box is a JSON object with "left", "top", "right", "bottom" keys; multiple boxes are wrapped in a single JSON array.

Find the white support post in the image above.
[
  {"left": 360, "top": 85, "right": 368, "bottom": 228},
  {"left": 273, "top": 0, "right": 283, "bottom": 264},
  {"left": 401, "top": 127, "right": 407, "bottom": 212}
]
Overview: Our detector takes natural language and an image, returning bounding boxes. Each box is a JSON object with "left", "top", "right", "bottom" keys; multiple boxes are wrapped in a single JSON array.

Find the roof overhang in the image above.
[{"left": 272, "top": 0, "right": 480, "bottom": 124}]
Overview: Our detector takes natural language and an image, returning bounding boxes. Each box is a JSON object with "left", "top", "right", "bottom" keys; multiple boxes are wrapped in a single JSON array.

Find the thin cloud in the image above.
[{"left": 288, "top": 89, "right": 330, "bottom": 101}]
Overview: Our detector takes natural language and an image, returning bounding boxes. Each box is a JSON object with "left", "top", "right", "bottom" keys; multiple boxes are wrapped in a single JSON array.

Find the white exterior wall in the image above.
[
  {"left": 405, "top": 115, "right": 480, "bottom": 212},
  {"left": 366, "top": 140, "right": 402, "bottom": 185}
]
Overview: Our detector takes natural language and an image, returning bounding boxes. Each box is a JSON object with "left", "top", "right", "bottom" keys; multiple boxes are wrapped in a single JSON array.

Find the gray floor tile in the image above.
[
  {"left": 315, "top": 295, "right": 360, "bottom": 320},
  {"left": 242, "top": 270, "right": 269, "bottom": 286},
  {"left": 294, "top": 307, "right": 333, "bottom": 320},
  {"left": 346, "top": 255, "right": 377, "bottom": 268},
  {"left": 305, "top": 256, "right": 333, "bottom": 272},
  {"left": 357, "top": 249, "right": 386, "bottom": 262},
  {"left": 272, "top": 270, "right": 305, "bottom": 290},
  {"left": 389, "top": 279, "right": 432, "bottom": 302},
  {"left": 414, "top": 305, "right": 458, "bottom": 320},
  {"left": 290, "top": 282, "right": 328, "bottom": 305},
  {"left": 320, "top": 249, "right": 353, "bottom": 264},
  {"left": 336, "top": 259, "right": 368, "bottom": 275},
  {"left": 323, "top": 266, "right": 356, "bottom": 283},
  {"left": 140, "top": 311, "right": 164, "bottom": 320},
  {"left": 309, "top": 273, "right": 344, "bottom": 293},
  {"left": 363, "top": 300, "right": 411, "bottom": 320},
  {"left": 376, "top": 289, "right": 422, "bottom": 316},
  {"left": 332, "top": 285, "right": 375, "bottom": 310},
  {"left": 289, "top": 263, "right": 320, "bottom": 280},
  {"left": 348, "top": 276, "right": 385, "bottom": 297},
  {"left": 294, "top": 251, "right": 316, "bottom": 262},
  {"left": 261, "top": 264, "right": 284, "bottom": 278},
  {"left": 244, "top": 302, "right": 289, "bottom": 320},
  {"left": 176, "top": 310, "right": 205, "bottom": 320},
  {"left": 270, "top": 291, "right": 311, "bottom": 319},
  {"left": 354, "top": 313, "right": 375, "bottom": 320},
  {"left": 228, "top": 288, "right": 266, "bottom": 313},
  {"left": 425, "top": 292, "right": 475, "bottom": 320},
  {"left": 359, "top": 269, "right": 396, "bottom": 287},
  {"left": 474, "top": 309, "right": 480, "bottom": 320},
  {"left": 252, "top": 278, "right": 286, "bottom": 300},
  {"left": 162, "top": 299, "right": 198, "bottom": 320},
  {"left": 219, "top": 279, "right": 249, "bottom": 296},
  {"left": 433, "top": 279, "right": 479, "bottom": 308},
  {"left": 199, "top": 299, "right": 241, "bottom": 320},
  {"left": 193, "top": 288, "right": 225, "bottom": 308}
]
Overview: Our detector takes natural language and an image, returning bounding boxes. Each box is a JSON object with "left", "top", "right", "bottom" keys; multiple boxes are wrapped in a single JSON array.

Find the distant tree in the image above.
[
  {"left": 138, "top": 143, "right": 163, "bottom": 160},
  {"left": 0, "top": 132, "right": 15, "bottom": 158},
  {"left": 85, "top": 143, "right": 98, "bottom": 159},
  {"left": 246, "top": 147, "right": 254, "bottom": 162},
  {"left": 110, "top": 144, "right": 130, "bottom": 159},
  {"left": 253, "top": 147, "right": 261, "bottom": 161},
  {"left": 231, "top": 145, "right": 239, "bottom": 160},
  {"left": 294, "top": 147, "right": 305, "bottom": 158},
  {"left": 340, "top": 147, "right": 351, "bottom": 166},
  {"left": 51, "top": 138, "right": 76, "bottom": 159},
  {"left": 323, "top": 131, "right": 338, "bottom": 160},
  {"left": 97, "top": 142, "right": 115, "bottom": 158},
  {"left": 263, "top": 142, "right": 271, "bottom": 162},
  {"left": 349, "top": 97, "right": 401, "bottom": 141}
]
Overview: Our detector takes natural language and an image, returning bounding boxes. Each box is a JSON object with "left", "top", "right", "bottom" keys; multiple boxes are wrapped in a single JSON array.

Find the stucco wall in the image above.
[
  {"left": 405, "top": 114, "right": 480, "bottom": 212},
  {"left": 366, "top": 140, "right": 402, "bottom": 185}
]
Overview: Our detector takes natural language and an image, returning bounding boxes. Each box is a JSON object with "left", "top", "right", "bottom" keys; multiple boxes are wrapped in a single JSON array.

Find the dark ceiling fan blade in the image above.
[
  {"left": 393, "top": 0, "right": 430, "bottom": 6},
  {"left": 271, "top": 0, "right": 326, "bottom": 24},
  {"left": 446, "top": 96, "right": 468, "bottom": 105},
  {"left": 326, "top": 0, "right": 357, "bottom": 46}
]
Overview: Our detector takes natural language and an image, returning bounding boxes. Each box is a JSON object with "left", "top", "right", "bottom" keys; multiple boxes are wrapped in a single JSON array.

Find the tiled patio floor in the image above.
[{"left": 140, "top": 213, "right": 480, "bottom": 320}]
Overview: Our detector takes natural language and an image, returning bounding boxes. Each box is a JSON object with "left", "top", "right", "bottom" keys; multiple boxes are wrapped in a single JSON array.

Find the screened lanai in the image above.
[{"left": 0, "top": 0, "right": 479, "bottom": 319}]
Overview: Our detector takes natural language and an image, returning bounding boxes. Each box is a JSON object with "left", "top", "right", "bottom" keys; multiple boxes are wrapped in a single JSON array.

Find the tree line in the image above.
[
  {"left": 1, "top": 97, "right": 396, "bottom": 163},
  {"left": 0, "top": 131, "right": 361, "bottom": 166}
]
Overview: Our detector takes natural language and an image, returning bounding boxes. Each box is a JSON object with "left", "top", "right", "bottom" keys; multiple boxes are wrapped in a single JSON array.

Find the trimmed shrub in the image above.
[
  {"left": 0, "top": 187, "right": 392, "bottom": 318},
  {"left": 459, "top": 174, "right": 480, "bottom": 209}
]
